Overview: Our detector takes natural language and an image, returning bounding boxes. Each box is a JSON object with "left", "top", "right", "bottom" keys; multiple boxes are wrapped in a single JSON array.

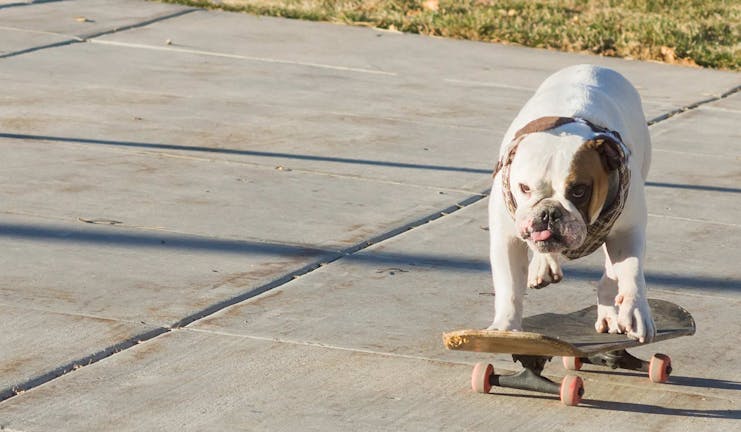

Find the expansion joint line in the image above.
[
  {"left": 647, "top": 84, "right": 740, "bottom": 126},
  {"left": 0, "top": 8, "right": 197, "bottom": 59}
]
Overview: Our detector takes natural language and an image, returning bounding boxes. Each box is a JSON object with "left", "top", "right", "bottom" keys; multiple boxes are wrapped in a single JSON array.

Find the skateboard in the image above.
[{"left": 442, "top": 298, "right": 695, "bottom": 406}]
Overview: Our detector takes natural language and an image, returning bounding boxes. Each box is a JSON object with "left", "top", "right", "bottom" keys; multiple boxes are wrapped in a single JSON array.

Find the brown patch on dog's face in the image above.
[{"left": 565, "top": 147, "right": 610, "bottom": 224}]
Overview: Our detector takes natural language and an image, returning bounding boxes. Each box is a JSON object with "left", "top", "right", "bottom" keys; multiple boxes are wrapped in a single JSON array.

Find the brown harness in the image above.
[{"left": 494, "top": 116, "right": 631, "bottom": 260}]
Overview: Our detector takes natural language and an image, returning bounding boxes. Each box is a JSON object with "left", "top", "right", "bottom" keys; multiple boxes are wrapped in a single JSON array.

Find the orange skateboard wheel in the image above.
[
  {"left": 649, "top": 354, "right": 672, "bottom": 383},
  {"left": 471, "top": 363, "right": 493, "bottom": 393},
  {"left": 562, "top": 356, "right": 583, "bottom": 371},
  {"left": 560, "top": 375, "right": 584, "bottom": 406}
]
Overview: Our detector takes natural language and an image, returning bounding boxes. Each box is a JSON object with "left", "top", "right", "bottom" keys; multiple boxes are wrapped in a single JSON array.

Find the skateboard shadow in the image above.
[
  {"left": 665, "top": 375, "right": 741, "bottom": 392},
  {"left": 578, "top": 369, "right": 741, "bottom": 391},
  {"left": 580, "top": 400, "right": 740, "bottom": 419},
  {"left": 489, "top": 392, "right": 739, "bottom": 419}
]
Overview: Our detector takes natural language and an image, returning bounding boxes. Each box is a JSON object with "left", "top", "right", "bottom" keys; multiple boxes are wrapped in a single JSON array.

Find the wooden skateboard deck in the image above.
[{"left": 443, "top": 298, "right": 695, "bottom": 357}]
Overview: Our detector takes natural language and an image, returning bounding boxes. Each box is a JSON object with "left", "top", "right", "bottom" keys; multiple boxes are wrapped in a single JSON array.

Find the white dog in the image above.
[{"left": 488, "top": 64, "right": 656, "bottom": 343}]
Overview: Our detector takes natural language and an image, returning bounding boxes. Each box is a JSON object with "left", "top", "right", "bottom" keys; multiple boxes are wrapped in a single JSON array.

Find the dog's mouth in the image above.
[
  {"left": 530, "top": 230, "right": 553, "bottom": 242},
  {"left": 526, "top": 229, "right": 566, "bottom": 252}
]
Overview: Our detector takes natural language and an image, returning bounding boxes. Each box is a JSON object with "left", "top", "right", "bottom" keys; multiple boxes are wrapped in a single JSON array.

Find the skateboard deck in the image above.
[{"left": 443, "top": 299, "right": 695, "bottom": 357}]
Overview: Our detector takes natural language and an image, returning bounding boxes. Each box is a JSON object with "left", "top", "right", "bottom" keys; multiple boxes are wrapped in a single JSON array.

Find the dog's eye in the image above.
[
  {"left": 519, "top": 183, "right": 531, "bottom": 194},
  {"left": 570, "top": 184, "right": 588, "bottom": 199}
]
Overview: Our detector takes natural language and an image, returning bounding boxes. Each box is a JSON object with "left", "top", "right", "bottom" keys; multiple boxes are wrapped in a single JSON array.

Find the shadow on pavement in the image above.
[
  {"left": 0, "top": 221, "right": 738, "bottom": 292},
  {"left": 578, "top": 369, "right": 741, "bottom": 391},
  {"left": 0, "top": 132, "right": 491, "bottom": 175},
  {"left": 581, "top": 401, "right": 740, "bottom": 419},
  {"left": 565, "top": 267, "right": 739, "bottom": 293},
  {"left": 645, "top": 181, "right": 741, "bottom": 194},
  {"left": 487, "top": 392, "right": 739, "bottom": 419},
  {"left": 2, "top": 133, "right": 740, "bottom": 194}
]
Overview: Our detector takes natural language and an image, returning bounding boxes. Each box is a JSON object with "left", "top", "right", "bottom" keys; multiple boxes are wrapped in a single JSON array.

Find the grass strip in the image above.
[{"left": 158, "top": 1, "right": 739, "bottom": 70}]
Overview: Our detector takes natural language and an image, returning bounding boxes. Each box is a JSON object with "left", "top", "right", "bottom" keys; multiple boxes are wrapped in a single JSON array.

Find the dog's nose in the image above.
[
  {"left": 538, "top": 207, "right": 562, "bottom": 224},
  {"left": 549, "top": 207, "right": 562, "bottom": 221}
]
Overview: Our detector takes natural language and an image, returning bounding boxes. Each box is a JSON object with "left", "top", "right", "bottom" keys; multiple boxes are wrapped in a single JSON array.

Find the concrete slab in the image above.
[
  {"left": 647, "top": 160, "right": 739, "bottom": 227},
  {"left": 0, "top": 27, "right": 74, "bottom": 57},
  {"left": 0, "top": 139, "right": 475, "bottom": 248},
  {"left": 0, "top": 304, "right": 159, "bottom": 399},
  {"left": 0, "top": 84, "right": 497, "bottom": 194},
  {"left": 0, "top": 0, "right": 192, "bottom": 40},
  {"left": 0, "top": 212, "right": 332, "bottom": 324},
  {"left": 95, "top": 9, "right": 741, "bottom": 119},
  {"left": 0, "top": 330, "right": 736, "bottom": 432},
  {"left": 0, "top": 42, "right": 511, "bottom": 192},
  {"left": 645, "top": 94, "right": 741, "bottom": 226},
  {"left": 651, "top": 100, "right": 741, "bottom": 158},
  {"left": 649, "top": 149, "right": 739, "bottom": 192}
]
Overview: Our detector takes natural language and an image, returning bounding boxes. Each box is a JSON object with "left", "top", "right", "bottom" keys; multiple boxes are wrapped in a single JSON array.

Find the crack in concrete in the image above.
[
  {"left": 0, "top": 7, "right": 196, "bottom": 59},
  {"left": 0, "top": 0, "right": 64, "bottom": 11},
  {"left": 646, "top": 84, "right": 741, "bottom": 126},
  {"left": 0, "top": 327, "right": 170, "bottom": 402},
  {"left": 89, "top": 39, "right": 399, "bottom": 76}
]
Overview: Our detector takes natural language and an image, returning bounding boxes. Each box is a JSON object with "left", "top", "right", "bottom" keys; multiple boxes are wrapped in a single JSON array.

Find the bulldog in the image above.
[{"left": 488, "top": 64, "right": 656, "bottom": 343}]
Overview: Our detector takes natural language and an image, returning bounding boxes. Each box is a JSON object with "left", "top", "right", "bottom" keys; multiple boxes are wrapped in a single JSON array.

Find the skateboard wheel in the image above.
[
  {"left": 471, "top": 363, "right": 493, "bottom": 393},
  {"left": 562, "top": 356, "right": 583, "bottom": 371},
  {"left": 649, "top": 354, "right": 672, "bottom": 383},
  {"left": 560, "top": 375, "right": 584, "bottom": 406}
]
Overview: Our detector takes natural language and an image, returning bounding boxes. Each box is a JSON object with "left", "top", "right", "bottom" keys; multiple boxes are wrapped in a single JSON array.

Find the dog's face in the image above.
[{"left": 508, "top": 132, "right": 617, "bottom": 253}]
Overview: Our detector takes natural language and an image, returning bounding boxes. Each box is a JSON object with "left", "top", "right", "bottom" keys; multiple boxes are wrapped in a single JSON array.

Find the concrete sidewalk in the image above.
[{"left": 0, "top": 0, "right": 739, "bottom": 430}]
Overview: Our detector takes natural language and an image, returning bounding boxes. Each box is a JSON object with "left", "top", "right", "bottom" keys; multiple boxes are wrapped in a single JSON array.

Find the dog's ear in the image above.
[{"left": 584, "top": 135, "right": 623, "bottom": 171}]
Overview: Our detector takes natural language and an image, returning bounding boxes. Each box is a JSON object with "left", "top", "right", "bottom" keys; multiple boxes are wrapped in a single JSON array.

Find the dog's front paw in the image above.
[
  {"left": 487, "top": 318, "right": 522, "bottom": 332},
  {"left": 595, "top": 304, "right": 621, "bottom": 334},
  {"left": 615, "top": 295, "right": 656, "bottom": 343},
  {"left": 527, "top": 253, "right": 563, "bottom": 289}
]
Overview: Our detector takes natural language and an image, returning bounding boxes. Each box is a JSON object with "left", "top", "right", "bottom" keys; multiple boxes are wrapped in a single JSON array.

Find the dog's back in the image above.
[{"left": 500, "top": 65, "right": 651, "bottom": 180}]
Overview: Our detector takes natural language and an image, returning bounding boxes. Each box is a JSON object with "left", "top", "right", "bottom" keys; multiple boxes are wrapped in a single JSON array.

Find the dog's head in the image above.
[{"left": 507, "top": 130, "right": 623, "bottom": 254}]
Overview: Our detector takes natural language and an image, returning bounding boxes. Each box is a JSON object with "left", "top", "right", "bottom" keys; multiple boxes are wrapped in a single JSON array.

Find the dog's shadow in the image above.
[
  {"left": 491, "top": 392, "right": 739, "bottom": 419},
  {"left": 580, "top": 370, "right": 739, "bottom": 418},
  {"left": 579, "top": 369, "right": 741, "bottom": 391},
  {"left": 489, "top": 372, "right": 741, "bottom": 419},
  {"left": 580, "top": 399, "right": 739, "bottom": 419}
]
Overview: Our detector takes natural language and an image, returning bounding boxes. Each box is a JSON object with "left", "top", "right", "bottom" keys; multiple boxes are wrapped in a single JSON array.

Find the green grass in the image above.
[{"left": 159, "top": 0, "right": 740, "bottom": 70}]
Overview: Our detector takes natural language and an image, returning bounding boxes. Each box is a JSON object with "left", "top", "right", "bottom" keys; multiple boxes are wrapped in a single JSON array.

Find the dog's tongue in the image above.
[{"left": 531, "top": 230, "right": 552, "bottom": 241}]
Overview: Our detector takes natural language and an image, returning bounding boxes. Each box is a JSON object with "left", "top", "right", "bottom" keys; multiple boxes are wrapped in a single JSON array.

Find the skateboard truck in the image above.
[
  {"left": 588, "top": 349, "right": 648, "bottom": 371},
  {"left": 563, "top": 350, "right": 673, "bottom": 383},
  {"left": 471, "top": 355, "right": 584, "bottom": 406}
]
